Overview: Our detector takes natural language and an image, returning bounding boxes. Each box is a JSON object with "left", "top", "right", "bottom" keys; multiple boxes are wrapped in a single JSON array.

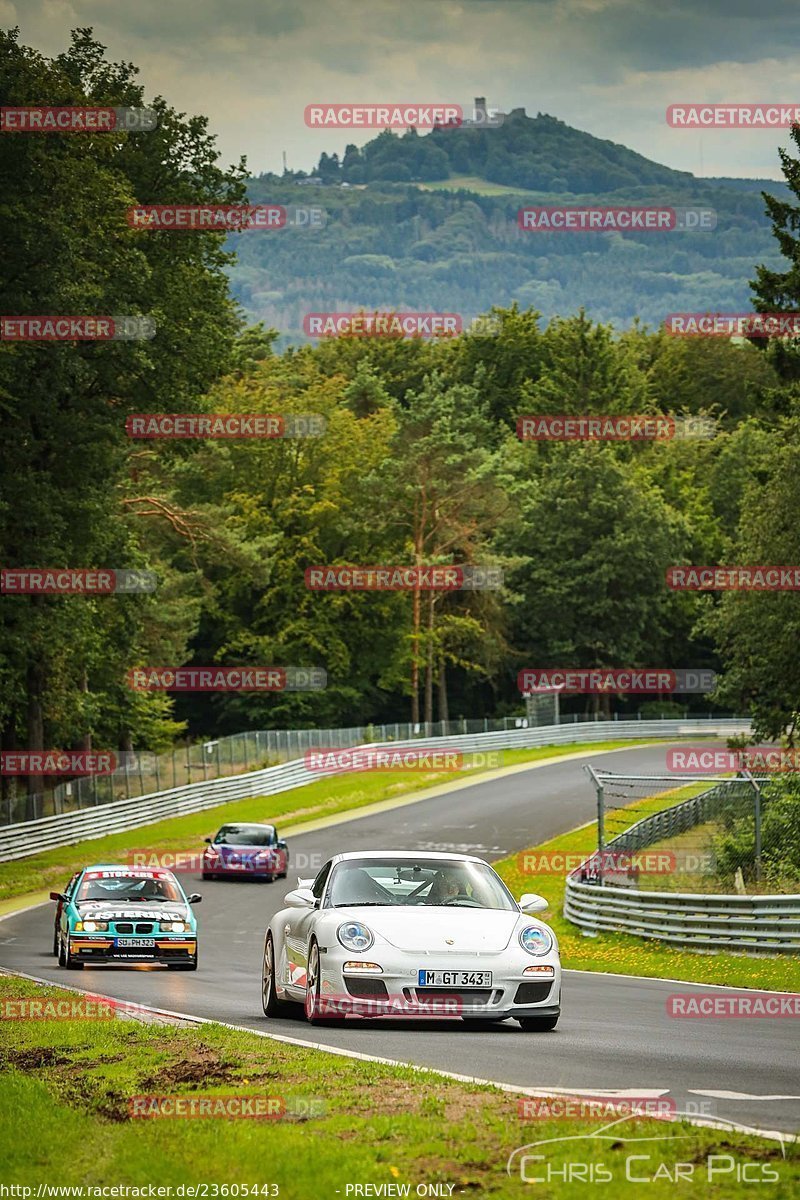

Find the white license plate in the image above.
[
  {"left": 118, "top": 937, "right": 155, "bottom": 948},
  {"left": 417, "top": 970, "right": 492, "bottom": 987}
]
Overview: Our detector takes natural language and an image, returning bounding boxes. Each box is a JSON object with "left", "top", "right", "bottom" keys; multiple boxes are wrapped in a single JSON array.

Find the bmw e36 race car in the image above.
[{"left": 50, "top": 864, "right": 201, "bottom": 969}]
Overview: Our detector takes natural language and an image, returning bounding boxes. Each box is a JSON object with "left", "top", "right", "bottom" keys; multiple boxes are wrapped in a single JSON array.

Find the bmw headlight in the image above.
[
  {"left": 337, "top": 921, "right": 374, "bottom": 952},
  {"left": 160, "top": 920, "right": 186, "bottom": 933},
  {"left": 519, "top": 926, "right": 553, "bottom": 956},
  {"left": 83, "top": 920, "right": 108, "bottom": 933}
]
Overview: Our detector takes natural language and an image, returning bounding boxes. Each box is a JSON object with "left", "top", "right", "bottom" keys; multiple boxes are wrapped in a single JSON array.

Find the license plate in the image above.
[
  {"left": 417, "top": 970, "right": 492, "bottom": 987},
  {"left": 117, "top": 937, "right": 155, "bottom": 948}
]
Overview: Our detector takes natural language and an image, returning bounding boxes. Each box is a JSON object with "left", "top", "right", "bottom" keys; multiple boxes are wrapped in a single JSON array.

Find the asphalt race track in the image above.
[{"left": 1, "top": 744, "right": 797, "bottom": 1136}]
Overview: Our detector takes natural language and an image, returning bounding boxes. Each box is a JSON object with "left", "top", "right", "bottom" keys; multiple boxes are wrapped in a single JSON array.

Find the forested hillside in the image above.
[{"left": 233, "top": 113, "right": 788, "bottom": 336}]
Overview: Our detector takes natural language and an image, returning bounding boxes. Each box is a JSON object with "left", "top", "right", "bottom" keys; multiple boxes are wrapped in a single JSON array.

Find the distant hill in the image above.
[
  {"left": 312, "top": 111, "right": 701, "bottom": 192},
  {"left": 231, "top": 110, "right": 788, "bottom": 342}
]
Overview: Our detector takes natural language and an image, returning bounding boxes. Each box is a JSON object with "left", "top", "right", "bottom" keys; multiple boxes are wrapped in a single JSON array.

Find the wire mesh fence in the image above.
[
  {"left": 3, "top": 715, "right": 540, "bottom": 824},
  {"left": 3, "top": 710, "right": 748, "bottom": 826},
  {"left": 580, "top": 767, "right": 800, "bottom": 895}
]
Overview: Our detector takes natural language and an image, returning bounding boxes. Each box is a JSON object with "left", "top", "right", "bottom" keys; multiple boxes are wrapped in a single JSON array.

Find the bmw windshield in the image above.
[{"left": 76, "top": 873, "right": 183, "bottom": 903}]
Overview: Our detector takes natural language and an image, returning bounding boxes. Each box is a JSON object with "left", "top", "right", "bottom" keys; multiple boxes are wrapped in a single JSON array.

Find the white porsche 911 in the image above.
[{"left": 261, "top": 851, "right": 561, "bottom": 1030}]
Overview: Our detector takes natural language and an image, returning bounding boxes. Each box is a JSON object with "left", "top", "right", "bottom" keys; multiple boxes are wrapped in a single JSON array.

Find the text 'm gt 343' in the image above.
[
  {"left": 50, "top": 865, "right": 201, "bottom": 969},
  {"left": 261, "top": 852, "right": 560, "bottom": 1029}
]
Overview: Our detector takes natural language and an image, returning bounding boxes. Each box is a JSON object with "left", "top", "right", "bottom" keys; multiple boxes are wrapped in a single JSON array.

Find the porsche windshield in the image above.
[
  {"left": 76, "top": 874, "right": 182, "bottom": 903},
  {"left": 326, "top": 858, "right": 516, "bottom": 910}
]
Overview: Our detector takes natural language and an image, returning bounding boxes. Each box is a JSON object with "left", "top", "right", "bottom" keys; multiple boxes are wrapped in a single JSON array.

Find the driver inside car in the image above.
[{"left": 426, "top": 869, "right": 462, "bottom": 904}]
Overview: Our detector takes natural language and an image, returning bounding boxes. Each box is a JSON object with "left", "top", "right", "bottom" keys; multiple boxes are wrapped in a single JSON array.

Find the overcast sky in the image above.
[{"left": 5, "top": 0, "right": 797, "bottom": 179}]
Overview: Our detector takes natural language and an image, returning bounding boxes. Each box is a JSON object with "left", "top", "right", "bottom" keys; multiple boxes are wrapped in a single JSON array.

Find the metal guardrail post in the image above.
[{"left": 742, "top": 769, "right": 763, "bottom": 885}]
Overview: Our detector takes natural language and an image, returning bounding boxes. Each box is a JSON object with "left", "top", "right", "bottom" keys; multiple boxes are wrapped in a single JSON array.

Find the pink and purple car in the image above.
[{"left": 202, "top": 821, "right": 289, "bottom": 882}]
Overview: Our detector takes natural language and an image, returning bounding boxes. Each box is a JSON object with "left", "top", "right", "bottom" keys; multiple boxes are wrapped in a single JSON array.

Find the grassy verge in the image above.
[
  {"left": 0, "top": 975, "right": 795, "bottom": 1197},
  {"left": 493, "top": 790, "right": 800, "bottom": 991},
  {"left": 0, "top": 739, "right": 657, "bottom": 907},
  {"left": 636, "top": 820, "right": 800, "bottom": 896}
]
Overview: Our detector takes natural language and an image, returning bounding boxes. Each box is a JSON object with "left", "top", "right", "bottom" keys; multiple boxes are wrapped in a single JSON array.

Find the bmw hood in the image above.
[
  {"left": 75, "top": 900, "right": 190, "bottom": 921},
  {"left": 344, "top": 907, "right": 529, "bottom": 953}
]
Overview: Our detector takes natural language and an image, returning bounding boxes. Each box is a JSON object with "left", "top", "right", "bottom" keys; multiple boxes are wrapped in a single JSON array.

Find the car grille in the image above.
[
  {"left": 411, "top": 988, "right": 493, "bottom": 1006},
  {"left": 113, "top": 922, "right": 154, "bottom": 934},
  {"left": 344, "top": 978, "right": 388, "bottom": 998},
  {"left": 513, "top": 982, "right": 553, "bottom": 1004}
]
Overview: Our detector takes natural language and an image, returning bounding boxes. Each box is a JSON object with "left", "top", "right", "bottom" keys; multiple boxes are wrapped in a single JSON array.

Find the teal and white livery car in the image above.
[{"left": 51, "top": 864, "right": 201, "bottom": 970}]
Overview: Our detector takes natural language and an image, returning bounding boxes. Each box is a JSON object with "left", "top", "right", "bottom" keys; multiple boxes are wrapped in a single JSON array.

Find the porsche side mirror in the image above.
[
  {"left": 519, "top": 893, "right": 549, "bottom": 913},
  {"left": 204, "top": 837, "right": 212, "bottom": 844},
  {"left": 285, "top": 888, "right": 316, "bottom": 909},
  {"left": 49, "top": 892, "right": 66, "bottom": 902},
  {"left": 187, "top": 893, "right": 202, "bottom": 904}
]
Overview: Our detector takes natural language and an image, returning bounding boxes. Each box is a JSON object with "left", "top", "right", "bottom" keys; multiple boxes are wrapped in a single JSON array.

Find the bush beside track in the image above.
[{"left": 0, "top": 975, "right": 795, "bottom": 1198}]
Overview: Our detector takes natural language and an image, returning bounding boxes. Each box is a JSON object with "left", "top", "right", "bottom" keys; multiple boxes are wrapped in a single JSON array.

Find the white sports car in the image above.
[{"left": 261, "top": 851, "right": 561, "bottom": 1030}]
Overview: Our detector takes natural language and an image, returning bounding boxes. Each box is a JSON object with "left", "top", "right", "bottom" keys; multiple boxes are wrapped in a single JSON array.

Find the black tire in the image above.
[
  {"left": 64, "top": 937, "right": 84, "bottom": 970},
  {"left": 518, "top": 1014, "right": 559, "bottom": 1031},
  {"left": 52, "top": 926, "right": 59, "bottom": 956},
  {"left": 304, "top": 939, "right": 341, "bottom": 1025},
  {"left": 57, "top": 931, "right": 67, "bottom": 968},
  {"left": 201, "top": 873, "right": 215, "bottom": 881},
  {"left": 261, "top": 933, "right": 295, "bottom": 1017}
]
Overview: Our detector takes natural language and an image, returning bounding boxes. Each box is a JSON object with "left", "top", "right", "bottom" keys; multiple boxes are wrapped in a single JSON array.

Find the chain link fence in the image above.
[
  {"left": 3, "top": 715, "right": 540, "bottom": 824},
  {"left": 3, "top": 710, "right": 746, "bottom": 826},
  {"left": 581, "top": 767, "right": 800, "bottom": 894}
]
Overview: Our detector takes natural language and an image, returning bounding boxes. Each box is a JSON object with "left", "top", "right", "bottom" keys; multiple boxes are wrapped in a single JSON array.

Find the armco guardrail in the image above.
[
  {"left": 0, "top": 718, "right": 749, "bottom": 863},
  {"left": 563, "top": 774, "right": 800, "bottom": 953},
  {"left": 564, "top": 883, "right": 800, "bottom": 953}
]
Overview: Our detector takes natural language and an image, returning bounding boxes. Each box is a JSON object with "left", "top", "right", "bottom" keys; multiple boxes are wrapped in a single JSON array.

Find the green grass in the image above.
[
  {"left": 0, "top": 739, "right": 658, "bottom": 907},
  {"left": 493, "top": 786, "right": 800, "bottom": 991},
  {"left": 0, "top": 975, "right": 795, "bottom": 1197}
]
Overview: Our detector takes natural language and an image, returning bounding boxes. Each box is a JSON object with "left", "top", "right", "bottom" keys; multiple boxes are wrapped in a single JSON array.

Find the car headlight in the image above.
[
  {"left": 519, "top": 926, "right": 553, "bottom": 956},
  {"left": 337, "top": 921, "right": 374, "bottom": 952},
  {"left": 160, "top": 921, "right": 186, "bottom": 933},
  {"left": 83, "top": 920, "right": 108, "bottom": 933}
]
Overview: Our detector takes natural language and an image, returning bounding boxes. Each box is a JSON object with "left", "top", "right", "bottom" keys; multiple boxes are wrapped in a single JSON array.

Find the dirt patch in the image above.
[
  {"left": 1, "top": 1047, "right": 73, "bottom": 1070},
  {"left": 55, "top": 1074, "right": 132, "bottom": 1123},
  {"left": 345, "top": 1078, "right": 424, "bottom": 1116},
  {"left": 442, "top": 1086, "right": 513, "bottom": 1124},
  {"left": 138, "top": 1043, "right": 240, "bottom": 1088}
]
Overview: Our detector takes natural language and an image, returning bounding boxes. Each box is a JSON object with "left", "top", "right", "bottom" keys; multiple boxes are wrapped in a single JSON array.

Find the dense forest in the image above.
[{"left": 2, "top": 29, "right": 799, "bottom": 806}]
